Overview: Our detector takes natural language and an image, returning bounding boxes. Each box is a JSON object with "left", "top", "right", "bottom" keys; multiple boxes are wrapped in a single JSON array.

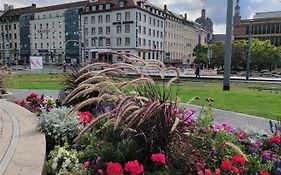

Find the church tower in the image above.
[{"left": 234, "top": 0, "right": 241, "bottom": 23}]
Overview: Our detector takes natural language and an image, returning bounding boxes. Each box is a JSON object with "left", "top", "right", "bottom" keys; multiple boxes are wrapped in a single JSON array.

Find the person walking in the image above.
[{"left": 195, "top": 66, "right": 200, "bottom": 78}]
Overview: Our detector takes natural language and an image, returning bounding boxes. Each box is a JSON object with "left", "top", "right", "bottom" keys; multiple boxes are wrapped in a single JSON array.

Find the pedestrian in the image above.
[{"left": 195, "top": 66, "right": 200, "bottom": 78}]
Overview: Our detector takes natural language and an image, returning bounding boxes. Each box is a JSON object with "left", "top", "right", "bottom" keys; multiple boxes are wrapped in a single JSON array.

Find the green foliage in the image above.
[{"left": 246, "top": 156, "right": 273, "bottom": 174}]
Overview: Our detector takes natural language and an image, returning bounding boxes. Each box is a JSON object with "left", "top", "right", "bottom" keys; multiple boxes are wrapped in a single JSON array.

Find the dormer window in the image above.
[
  {"left": 99, "top": 5, "right": 103, "bottom": 10},
  {"left": 105, "top": 3, "right": 111, "bottom": 10},
  {"left": 92, "top": 6, "right": 97, "bottom": 11},
  {"left": 120, "top": 1, "right": 125, "bottom": 8}
]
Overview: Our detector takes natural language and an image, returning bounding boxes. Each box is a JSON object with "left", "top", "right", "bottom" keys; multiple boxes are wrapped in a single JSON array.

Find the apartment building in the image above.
[
  {"left": 80, "top": 0, "right": 165, "bottom": 63},
  {"left": 0, "top": 4, "right": 36, "bottom": 65},
  {"left": 25, "top": 1, "right": 87, "bottom": 65}
]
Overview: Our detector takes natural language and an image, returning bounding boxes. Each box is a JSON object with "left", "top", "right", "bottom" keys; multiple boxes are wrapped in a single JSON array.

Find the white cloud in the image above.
[{"left": 214, "top": 24, "right": 226, "bottom": 34}]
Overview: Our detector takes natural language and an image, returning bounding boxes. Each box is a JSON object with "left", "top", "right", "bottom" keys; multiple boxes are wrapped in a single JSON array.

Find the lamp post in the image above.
[
  {"left": 246, "top": 20, "right": 253, "bottom": 80},
  {"left": 223, "top": 0, "right": 233, "bottom": 91}
]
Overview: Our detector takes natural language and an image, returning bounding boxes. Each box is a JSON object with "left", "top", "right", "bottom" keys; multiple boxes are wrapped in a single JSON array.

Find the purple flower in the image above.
[
  {"left": 223, "top": 123, "right": 235, "bottom": 132},
  {"left": 213, "top": 123, "right": 224, "bottom": 132}
]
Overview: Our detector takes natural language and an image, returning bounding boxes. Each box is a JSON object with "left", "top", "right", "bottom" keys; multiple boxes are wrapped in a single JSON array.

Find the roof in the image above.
[
  {"left": 31, "top": 1, "right": 88, "bottom": 13},
  {"left": 254, "top": 11, "right": 281, "bottom": 19},
  {"left": 82, "top": 0, "right": 136, "bottom": 13},
  {"left": 0, "top": 5, "right": 36, "bottom": 19}
]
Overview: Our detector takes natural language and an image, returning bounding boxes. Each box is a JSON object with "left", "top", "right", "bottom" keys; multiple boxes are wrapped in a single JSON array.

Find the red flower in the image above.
[
  {"left": 77, "top": 111, "right": 95, "bottom": 124},
  {"left": 125, "top": 160, "right": 144, "bottom": 175},
  {"left": 30, "top": 93, "right": 38, "bottom": 98},
  {"left": 82, "top": 161, "right": 90, "bottom": 169},
  {"left": 237, "top": 129, "right": 247, "bottom": 140},
  {"left": 151, "top": 153, "right": 166, "bottom": 165},
  {"left": 196, "top": 162, "right": 205, "bottom": 169},
  {"left": 106, "top": 162, "right": 123, "bottom": 175},
  {"left": 259, "top": 171, "right": 270, "bottom": 175},
  {"left": 204, "top": 169, "right": 212, "bottom": 175},
  {"left": 231, "top": 166, "right": 239, "bottom": 173},
  {"left": 231, "top": 155, "right": 246, "bottom": 165},
  {"left": 269, "top": 135, "right": 281, "bottom": 144},
  {"left": 215, "top": 168, "right": 221, "bottom": 175},
  {"left": 197, "top": 171, "right": 204, "bottom": 175},
  {"left": 221, "top": 159, "right": 232, "bottom": 171}
]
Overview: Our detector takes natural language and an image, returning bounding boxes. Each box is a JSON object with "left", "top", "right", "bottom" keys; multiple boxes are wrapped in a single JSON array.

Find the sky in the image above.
[{"left": 1, "top": 0, "right": 281, "bottom": 34}]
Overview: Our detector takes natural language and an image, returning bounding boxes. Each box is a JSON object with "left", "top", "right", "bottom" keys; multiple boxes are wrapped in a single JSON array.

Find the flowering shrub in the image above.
[
  {"left": 44, "top": 146, "right": 83, "bottom": 175},
  {"left": 16, "top": 93, "right": 57, "bottom": 113}
]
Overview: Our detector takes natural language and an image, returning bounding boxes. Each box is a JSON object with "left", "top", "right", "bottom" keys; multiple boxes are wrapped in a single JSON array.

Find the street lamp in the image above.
[
  {"left": 246, "top": 19, "right": 253, "bottom": 80},
  {"left": 223, "top": 0, "right": 234, "bottom": 91}
]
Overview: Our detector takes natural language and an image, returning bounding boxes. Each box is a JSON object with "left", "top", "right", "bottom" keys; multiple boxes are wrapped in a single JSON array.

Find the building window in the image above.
[
  {"left": 120, "top": 1, "right": 124, "bottom": 7},
  {"left": 153, "top": 19, "right": 156, "bottom": 26},
  {"left": 40, "top": 24, "right": 42, "bottom": 29},
  {"left": 125, "top": 37, "right": 130, "bottom": 45},
  {"left": 85, "top": 28, "right": 89, "bottom": 35},
  {"left": 84, "top": 39, "right": 89, "bottom": 47},
  {"left": 106, "top": 26, "right": 110, "bottom": 34},
  {"left": 40, "top": 33, "right": 43, "bottom": 39},
  {"left": 59, "top": 21, "right": 62, "bottom": 28},
  {"left": 14, "top": 24, "right": 16, "bottom": 30},
  {"left": 98, "top": 15, "right": 103, "bottom": 23},
  {"left": 161, "top": 21, "right": 163, "bottom": 28},
  {"left": 143, "top": 38, "right": 146, "bottom": 46},
  {"left": 149, "top": 17, "right": 151, "bottom": 24},
  {"left": 91, "top": 38, "right": 96, "bottom": 46},
  {"left": 98, "top": 27, "right": 103, "bottom": 35},
  {"left": 52, "top": 22, "right": 55, "bottom": 28},
  {"left": 91, "top": 27, "right": 96, "bottom": 35},
  {"left": 53, "top": 32, "right": 55, "bottom": 38},
  {"left": 53, "top": 42, "right": 56, "bottom": 48},
  {"left": 153, "top": 30, "right": 155, "bottom": 37},
  {"left": 34, "top": 33, "right": 37, "bottom": 39},
  {"left": 91, "top": 16, "right": 95, "bottom": 24},
  {"left": 117, "top": 25, "right": 122, "bottom": 33},
  {"left": 138, "top": 38, "right": 141, "bottom": 46},
  {"left": 149, "top": 28, "right": 151, "bottom": 36},
  {"left": 106, "top": 38, "right": 111, "bottom": 46},
  {"left": 106, "top": 15, "right": 110, "bottom": 23},
  {"left": 14, "top": 33, "right": 17, "bottom": 39},
  {"left": 117, "top": 38, "right": 122, "bottom": 46},
  {"left": 143, "top": 27, "right": 146, "bottom": 34},
  {"left": 125, "top": 12, "right": 130, "bottom": 20},
  {"left": 144, "top": 14, "right": 146, "bottom": 22},
  {"left": 84, "top": 17, "right": 88, "bottom": 24},
  {"left": 99, "top": 38, "right": 103, "bottom": 46},
  {"left": 157, "top": 20, "right": 160, "bottom": 27},
  {"left": 117, "top": 13, "right": 121, "bottom": 21},
  {"left": 105, "top": 3, "right": 111, "bottom": 9},
  {"left": 41, "top": 43, "right": 43, "bottom": 49},
  {"left": 138, "top": 13, "right": 142, "bottom": 21},
  {"left": 46, "top": 23, "right": 49, "bottom": 29},
  {"left": 125, "top": 24, "right": 130, "bottom": 33},
  {"left": 157, "top": 31, "right": 159, "bottom": 38},
  {"left": 35, "top": 43, "right": 37, "bottom": 49},
  {"left": 138, "top": 26, "right": 141, "bottom": 34}
]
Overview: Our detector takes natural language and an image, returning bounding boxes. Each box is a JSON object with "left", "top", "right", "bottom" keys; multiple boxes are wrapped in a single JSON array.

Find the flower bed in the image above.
[{"left": 15, "top": 52, "right": 280, "bottom": 175}]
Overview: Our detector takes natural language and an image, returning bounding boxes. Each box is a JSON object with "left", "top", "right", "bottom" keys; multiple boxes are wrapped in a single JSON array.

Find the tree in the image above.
[
  {"left": 209, "top": 42, "right": 225, "bottom": 69},
  {"left": 193, "top": 44, "right": 208, "bottom": 68},
  {"left": 232, "top": 40, "right": 247, "bottom": 71}
]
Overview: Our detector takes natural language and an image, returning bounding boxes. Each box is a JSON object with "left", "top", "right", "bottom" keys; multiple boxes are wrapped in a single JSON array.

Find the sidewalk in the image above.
[{"left": 0, "top": 100, "right": 45, "bottom": 175}]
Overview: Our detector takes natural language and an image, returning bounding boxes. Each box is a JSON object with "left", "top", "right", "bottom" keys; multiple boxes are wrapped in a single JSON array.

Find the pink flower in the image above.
[
  {"left": 204, "top": 169, "right": 212, "bottom": 175},
  {"left": 259, "top": 171, "right": 270, "bottom": 175},
  {"left": 98, "top": 169, "right": 104, "bottom": 174},
  {"left": 106, "top": 162, "right": 123, "bottom": 175},
  {"left": 197, "top": 171, "right": 204, "bottom": 175},
  {"left": 151, "top": 153, "right": 166, "bottom": 165},
  {"left": 125, "top": 160, "right": 144, "bottom": 175},
  {"left": 215, "top": 168, "right": 221, "bottom": 175},
  {"left": 82, "top": 161, "right": 90, "bottom": 169}
]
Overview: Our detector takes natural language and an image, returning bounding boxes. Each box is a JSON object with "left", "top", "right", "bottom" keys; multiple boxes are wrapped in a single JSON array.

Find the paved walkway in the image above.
[
  {"left": 0, "top": 100, "right": 45, "bottom": 175},
  {"left": 9, "top": 89, "right": 275, "bottom": 134}
]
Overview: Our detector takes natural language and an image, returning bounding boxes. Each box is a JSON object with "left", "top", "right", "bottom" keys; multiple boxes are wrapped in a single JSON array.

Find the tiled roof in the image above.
[
  {"left": 0, "top": 5, "right": 36, "bottom": 18},
  {"left": 31, "top": 1, "right": 88, "bottom": 13},
  {"left": 83, "top": 0, "right": 136, "bottom": 12}
]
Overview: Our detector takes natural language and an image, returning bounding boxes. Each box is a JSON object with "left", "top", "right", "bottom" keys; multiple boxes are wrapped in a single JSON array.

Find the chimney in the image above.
[
  {"left": 9, "top": 5, "right": 14, "bottom": 10},
  {"left": 32, "top": 4, "right": 36, "bottom": 7},
  {"left": 4, "top": 4, "right": 9, "bottom": 12},
  {"left": 164, "top": 4, "right": 167, "bottom": 13},
  {"left": 184, "top": 13, "right": 187, "bottom": 20}
]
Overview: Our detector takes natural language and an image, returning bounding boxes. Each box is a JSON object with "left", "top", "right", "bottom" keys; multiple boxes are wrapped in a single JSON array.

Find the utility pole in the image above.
[
  {"left": 246, "top": 20, "right": 252, "bottom": 80},
  {"left": 223, "top": 0, "right": 234, "bottom": 91}
]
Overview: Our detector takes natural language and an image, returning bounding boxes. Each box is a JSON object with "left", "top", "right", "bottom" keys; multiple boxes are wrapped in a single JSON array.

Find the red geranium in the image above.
[
  {"left": 215, "top": 168, "right": 221, "bottom": 175},
  {"left": 231, "top": 166, "right": 239, "bottom": 173},
  {"left": 269, "top": 135, "right": 281, "bottom": 144},
  {"left": 82, "top": 161, "right": 90, "bottom": 169},
  {"left": 77, "top": 111, "right": 95, "bottom": 124},
  {"left": 259, "top": 171, "right": 270, "bottom": 175},
  {"left": 30, "top": 93, "right": 39, "bottom": 98},
  {"left": 221, "top": 159, "right": 232, "bottom": 171},
  {"left": 151, "top": 153, "right": 166, "bottom": 165},
  {"left": 231, "top": 155, "right": 246, "bottom": 165},
  {"left": 106, "top": 162, "right": 123, "bottom": 175},
  {"left": 125, "top": 160, "right": 144, "bottom": 175}
]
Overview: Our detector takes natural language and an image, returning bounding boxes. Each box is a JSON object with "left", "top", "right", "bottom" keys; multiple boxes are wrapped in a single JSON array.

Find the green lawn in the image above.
[
  {"left": 3, "top": 73, "right": 281, "bottom": 120},
  {"left": 5, "top": 73, "right": 65, "bottom": 90}
]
